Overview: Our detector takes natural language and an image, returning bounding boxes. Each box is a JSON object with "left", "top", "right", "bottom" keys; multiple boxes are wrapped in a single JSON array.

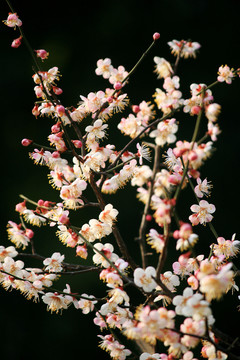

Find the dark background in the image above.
[{"left": 1, "top": 0, "right": 240, "bottom": 359}]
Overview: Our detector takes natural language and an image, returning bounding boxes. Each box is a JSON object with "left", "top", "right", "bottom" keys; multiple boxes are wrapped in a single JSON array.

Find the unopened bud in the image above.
[
  {"left": 191, "top": 106, "right": 201, "bottom": 115},
  {"left": 51, "top": 122, "right": 61, "bottom": 133},
  {"left": 21, "top": 138, "right": 33, "bottom": 146},
  {"left": 145, "top": 214, "right": 152, "bottom": 221},
  {"left": 132, "top": 105, "right": 140, "bottom": 113},
  {"left": 153, "top": 32, "right": 160, "bottom": 41},
  {"left": 71, "top": 140, "right": 82, "bottom": 148},
  {"left": 56, "top": 105, "right": 65, "bottom": 117},
  {"left": 25, "top": 229, "right": 34, "bottom": 239},
  {"left": 114, "top": 82, "right": 122, "bottom": 90},
  {"left": 53, "top": 86, "right": 63, "bottom": 95},
  {"left": 11, "top": 36, "right": 22, "bottom": 48}
]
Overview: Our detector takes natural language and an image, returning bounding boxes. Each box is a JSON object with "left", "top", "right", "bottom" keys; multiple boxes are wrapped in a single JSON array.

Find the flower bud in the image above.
[
  {"left": 71, "top": 140, "right": 82, "bottom": 148},
  {"left": 56, "top": 105, "right": 65, "bottom": 117},
  {"left": 191, "top": 105, "right": 201, "bottom": 115},
  {"left": 132, "top": 105, "right": 140, "bottom": 113},
  {"left": 114, "top": 81, "right": 122, "bottom": 90},
  {"left": 25, "top": 229, "right": 34, "bottom": 239},
  {"left": 11, "top": 36, "right": 22, "bottom": 48},
  {"left": 53, "top": 86, "right": 63, "bottom": 95},
  {"left": 153, "top": 32, "right": 160, "bottom": 41},
  {"left": 32, "top": 105, "right": 40, "bottom": 117},
  {"left": 15, "top": 201, "right": 26, "bottom": 213},
  {"left": 51, "top": 122, "right": 61, "bottom": 133},
  {"left": 21, "top": 138, "right": 33, "bottom": 146}
]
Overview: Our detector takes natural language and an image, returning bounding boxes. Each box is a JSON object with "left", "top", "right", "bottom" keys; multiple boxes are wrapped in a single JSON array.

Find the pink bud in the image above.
[
  {"left": 53, "top": 86, "right": 63, "bottom": 95},
  {"left": 145, "top": 214, "right": 152, "bottom": 221},
  {"left": 37, "top": 199, "right": 44, "bottom": 207},
  {"left": 180, "top": 223, "right": 192, "bottom": 232},
  {"left": 32, "top": 104, "right": 40, "bottom": 117},
  {"left": 44, "top": 201, "right": 54, "bottom": 208},
  {"left": 191, "top": 106, "right": 201, "bottom": 115},
  {"left": 52, "top": 151, "right": 60, "bottom": 158},
  {"left": 153, "top": 32, "right": 160, "bottom": 41},
  {"left": 11, "top": 36, "right": 22, "bottom": 48},
  {"left": 71, "top": 140, "right": 82, "bottom": 148},
  {"left": 114, "top": 82, "right": 122, "bottom": 90},
  {"left": 25, "top": 229, "right": 34, "bottom": 239},
  {"left": 179, "top": 252, "right": 191, "bottom": 263},
  {"left": 173, "top": 230, "right": 180, "bottom": 239},
  {"left": 51, "top": 122, "right": 61, "bottom": 133},
  {"left": 15, "top": 201, "right": 26, "bottom": 213},
  {"left": 132, "top": 105, "right": 140, "bottom": 113},
  {"left": 21, "top": 138, "right": 33, "bottom": 146},
  {"left": 173, "top": 148, "right": 184, "bottom": 158},
  {"left": 56, "top": 105, "right": 65, "bottom": 117},
  {"left": 107, "top": 96, "right": 114, "bottom": 103}
]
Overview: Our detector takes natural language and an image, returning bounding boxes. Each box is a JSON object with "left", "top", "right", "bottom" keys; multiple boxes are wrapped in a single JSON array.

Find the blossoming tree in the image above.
[{"left": 1, "top": 2, "right": 240, "bottom": 360}]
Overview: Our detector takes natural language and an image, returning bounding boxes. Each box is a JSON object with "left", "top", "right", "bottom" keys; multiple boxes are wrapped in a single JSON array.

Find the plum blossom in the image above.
[
  {"left": 7, "top": 221, "right": 31, "bottom": 249},
  {"left": 95, "top": 58, "right": 114, "bottom": 79},
  {"left": 189, "top": 200, "right": 216, "bottom": 225},
  {"left": 43, "top": 252, "right": 65, "bottom": 272},
  {"left": 136, "top": 143, "right": 151, "bottom": 165},
  {"left": 78, "top": 294, "right": 97, "bottom": 314},
  {"left": 153, "top": 57, "right": 173, "bottom": 79},
  {"left": 140, "top": 353, "right": 165, "bottom": 360},
  {"left": 168, "top": 40, "right": 201, "bottom": 58},
  {"left": 205, "top": 103, "right": 221, "bottom": 122},
  {"left": 207, "top": 121, "right": 221, "bottom": 141},
  {"left": 194, "top": 178, "right": 212, "bottom": 198},
  {"left": 213, "top": 234, "right": 240, "bottom": 259},
  {"left": 35, "top": 49, "right": 49, "bottom": 61},
  {"left": 98, "top": 334, "right": 131, "bottom": 360},
  {"left": 3, "top": 12, "right": 22, "bottom": 28},
  {"left": 131, "top": 165, "right": 153, "bottom": 187},
  {"left": 85, "top": 119, "right": 108, "bottom": 141},
  {"left": 42, "top": 292, "right": 70, "bottom": 313},
  {"left": 146, "top": 229, "right": 165, "bottom": 253},
  {"left": 118, "top": 114, "right": 144, "bottom": 138},
  {"left": 173, "top": 287, "right": 214, "bottom": 324},
  {"left": 92, "top": 243, "right": 119, "bottom": 268},
  {"left": 60, "top": 178, "right": 87, "bottom": 209},
  {"left": 149, "top": 119, "right": 178, "bottom": 146},
  {"left": 201, "top": 342, "right": 228, "bottom": 360},
  {"left": 99, "top": 204, "right": 119, "bottom": 226},
  {"left": 180, "top": 318, "right": 205, "bottom": 348},
  {"left": 173, "top": 223, "right": 198, "bottom": 251},
  {"left": 0, "top": 246, "right": 18, "bottom": 261},
  {"left": 109, "top": 65, "right": 128, "bottom": 85},
  {"left": 198, "top": 262, "right": 235, "bottom": 301},
  {"left": 217, "top": 65, "right": 235, "bottom": 84},
  {"left": 133, "top": 266, "right": 157, "bottom": 292}
]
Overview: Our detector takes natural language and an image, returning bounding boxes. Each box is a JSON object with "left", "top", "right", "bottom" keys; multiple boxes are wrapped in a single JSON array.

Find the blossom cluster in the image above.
[{"left": 2, "top": 8, "right": 240, "bottom": 360}]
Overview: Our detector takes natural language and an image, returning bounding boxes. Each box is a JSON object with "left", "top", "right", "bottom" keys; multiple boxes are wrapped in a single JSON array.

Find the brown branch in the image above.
[{"left": 156, "top": 223, "right": 170, "bottom": 279}]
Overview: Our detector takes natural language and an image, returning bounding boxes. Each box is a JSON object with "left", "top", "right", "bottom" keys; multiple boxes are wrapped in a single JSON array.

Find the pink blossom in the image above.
[
  {"left": 3, "top": 13, "right": 22, "bottom": 28},
  {"left": 189, "top": 200, "right": 216, "bottom": 225}
]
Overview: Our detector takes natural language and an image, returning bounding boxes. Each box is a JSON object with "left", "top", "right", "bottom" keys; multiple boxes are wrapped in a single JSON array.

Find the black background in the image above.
[{"left": 1, "top": 0, "right": 240, "bottom": 359}]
